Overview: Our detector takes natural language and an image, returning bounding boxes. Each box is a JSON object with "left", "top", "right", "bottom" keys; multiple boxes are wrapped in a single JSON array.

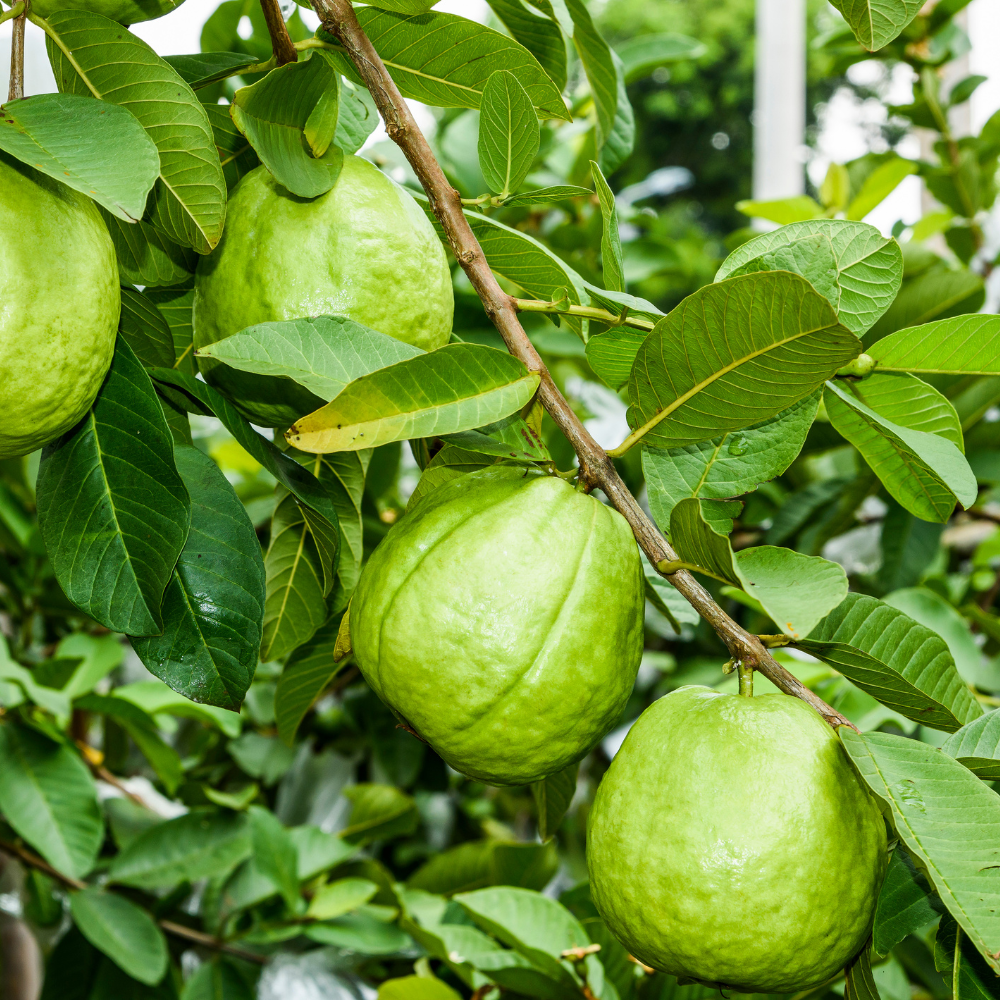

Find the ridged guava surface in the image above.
[
  {"left": 194, "top": 156, "right": 454, "bottom": 426},
  {"left": 351, "top": 468, "right": 645, "bottom": 785},
  {"left": 0, "top": 155, "right": 119, "bottom": 459},
  {"left": 588, "top": 686, "right": 888, "bottom": 993}
]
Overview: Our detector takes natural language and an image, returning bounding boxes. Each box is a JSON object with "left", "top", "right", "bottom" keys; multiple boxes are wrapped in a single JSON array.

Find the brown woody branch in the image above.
[
  {"left": 308, "top": 0, "right": 854, "bottom": 733},
  {"left": 259, "top": 0, "right": 298, "bottom": 65},
  {"left": 7, "top": 0, "right": 26, "bottom": 102},
  {"left": 0, "top": 839, "right": 267, "bottom": 964}
]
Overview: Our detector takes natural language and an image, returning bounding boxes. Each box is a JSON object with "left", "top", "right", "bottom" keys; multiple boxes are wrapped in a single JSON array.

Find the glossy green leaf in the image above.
[
  {"left": 935, "top": 915, "right": 1000, "bottom": 1000},
  {"left": 196, "top": 315, "right": 423, "bottom": 401},
  {"left": 130, "top": 445, "right": 264, "bottom": 710},
  {"left": 304, "top": 908, "right": 412, "bottom": 952},
  {"left": 275, "top": 616, "right": 348, "bottom": 746},
  {"left": 342, "top": 784, "right": 419, "bottom": 843},
  {"left": 312, "top": 449, "right": 369, "bottom": 610},
  {"left": 845, "top": 943, "right": 880, "bottom": 1000},
  {"left": 844, "top": 372, "right": 963, "bottom": 449},
  {"left": 478, "top": 70, "right": 539, "bottom": 198},
  {"left": 643, "top": 392, "right": 819, "bottom": 532},
  {"left": 101, "top": 211, "right": 197, "bottom": 288},
  {"left": 615, "top": 32, "right": 706, "bottom": 83},
  {"left": 287, "top": 345, "right": 540, "bottom": 453},
  {"left": 37, "top": 338, "right": 191, "bottom": 636},
  {"left": 180, "top": 960, "right": 253, "bottom": 1000},
  {"left": 586, "top": 326, "right": 647, "bottom": 390},
  {"left": 408, "top": 840, "right": 558, "bottom": 897},
  {"left": 261, "top": 493, "right": 328, "bottom": 662},
  {"left": 531, "top": 763, "right": 578, "bottom": 842},
  {"left": 249, "top": 806, "right": 299, "bottom": 910},
  {"left": 717, "top": 220, "right": 903, "bottom": 336},
  {"left": 735, "top": 196, "right": 823, "bottom": 226},
  {"left": 942, "top": 711, "right": 1000, "bottom": 780},
  {"left": 564, "top": 0, "right": 617, "bottom": 149},
  {"left": 869, "top": 315, "right": 1000, "bottom": 375},
  {"left": 378, "top": 977, "right": 462, "bottom": 1000},
  {"left": 114, "top": 679, "right": 242, "bottom": 737},
  {"left": 320, "top": 8, "right": 569, "bottom": 120},
  {"left": 58, "top": 633, "right": 125, "bottom": 701},
  {"left": 334, "top": 84, "right": 378, "bottom": 154},
  {"left": 829, "top": 0, "right": 923, "bottom": 51},
  {"left": 877, "top": 500, "right": 944, "bottom": 594},
  {"left": 873, "top": 849, "right": 942, "bottom": 957},
  {"left": 307, "top": 877, "right": 379, "bottom": 920},
  {"left": 486, "top": 0, "right": 566, "bottom": 91},
  {"left": 0, "top": 93, "right": 159, "bottom": 222},
  {"left": 846, "top": 157, "right": 918, "bottom": 220},
  {"left": 45, "top": 9, "right": 227, "bottom": 253},
  {"left": 796, "top": 593, "right": 982, "bottom": 732},
  {"left": 0, "top": 635, "right": 71, "bottom": 717},
  {"left": 108, "top": 811, "right": 251, "bottom": 889},
  {"left": 0, "top": 726, "right": 103, "bottom": 879},
  {"left": 501, "top": 184, "right": 591, "bottom": 206},
  {"left": 626, "top": 271, "right": 857, "bottom": 450},
  {"left": 164, "top": 51, "right": 258, "bottom": 89},
  {"left": 69, "top": 889, "right": 167, "bottom": 986},
  {"left": 231, "top": 54, "right": 344, "bottom": 199},
  {"left": 841, "top": 730, "right": 1000, "bottom": 973},
  {"left": 596, "top": 51, "right": 635, "bottom": 175},
  {"left": 824, "top": 380, "right": 976, "bottom": 522},
  {"left": 591, "top": 159, "right": 624, "bottom": 292},
  {"left": 205, "top": 103, "right": 259, "bottom": 191},
  {"left": 118, "top": 289, "right": 175, "bottom": 370}
]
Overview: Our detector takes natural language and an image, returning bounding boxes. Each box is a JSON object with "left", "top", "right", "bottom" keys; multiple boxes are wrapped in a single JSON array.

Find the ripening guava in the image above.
[
  {"left": 587, "top": 686, "right": 887, "bottom": 993},
  {"left": 0, "top": 155, "right": 120, "bottom": 460},
  {"left": 194, "top": 156, "right": 454, "bottom": 426},
  {"left": 349, "top": 467, "right": 645, "bottom": 785},
  {"left": 29, "top": 0, "right": 186, "bottom": 23}
]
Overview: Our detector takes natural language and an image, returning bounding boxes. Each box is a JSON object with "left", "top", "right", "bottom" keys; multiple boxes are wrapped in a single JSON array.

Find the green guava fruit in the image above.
[
  {"left": 28, "top": 0, "right": 186, "bottom": 23},
  {"left": 0, "top": 155, "right": 120, "bottom": 460},
  {"left": 194, "top": 156, "right": 454, "bottom": 426},
  {"left": 588, "top": 686, "right": 887, "bottom": 993},
  {"left": 350, "top": 467, "right": 645, "bottom": 785}
]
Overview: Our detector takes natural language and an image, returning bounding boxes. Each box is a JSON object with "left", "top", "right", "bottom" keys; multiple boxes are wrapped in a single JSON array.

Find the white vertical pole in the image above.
[{"left": 753, "top": 0, "right": 807, "bottom": 200}]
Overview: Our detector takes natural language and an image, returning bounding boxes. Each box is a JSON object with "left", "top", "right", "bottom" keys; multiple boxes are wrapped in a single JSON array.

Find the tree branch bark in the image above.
[
  {"left": 307, "top": 0, "right": 855, "bottom": 733},
  {"left": 259, "top": 0, "right": 298, "bottom": 65},
  {"left": 7, "top": 1, "right": 26, "bottom": 102}
]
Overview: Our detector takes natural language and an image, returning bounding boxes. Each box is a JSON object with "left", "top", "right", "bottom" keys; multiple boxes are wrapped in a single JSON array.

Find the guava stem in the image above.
[
  {"left": 738, "top": 661, "right": 754, "bottom": 697},
  {"left": 513, "top": 297, "right": 656, "bottom": 332},
  {"left": 259, "top": 0, "right": 298, "bottom": 65},
  {"left": 0, "top": 2, "right": 24, "bottom": 29},
  {"left": 6, "top": 0, "right": 25, "bottom": 101}
]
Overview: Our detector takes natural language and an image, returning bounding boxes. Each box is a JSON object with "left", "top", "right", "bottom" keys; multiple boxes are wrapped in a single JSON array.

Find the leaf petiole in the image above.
[{"left": 0, "top": 2, "right": 24, "bottom": 28}]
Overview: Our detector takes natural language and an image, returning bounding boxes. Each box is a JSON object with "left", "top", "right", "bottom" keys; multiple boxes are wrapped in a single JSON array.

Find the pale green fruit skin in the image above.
[
  {"left": 29, "top": 0, "right": 186, "bottom": 23},
  {"left": 351, "top": 468, "right": 645, "bottom": 786},
  {"left": 0, "top": 156, "right": 119, "bottom": 460},
  {"left": 194, "top": 156, "right": 454, "bottom": 426},
  {"left": 588, "top": 686, "right": 887, "bottom": 993}
]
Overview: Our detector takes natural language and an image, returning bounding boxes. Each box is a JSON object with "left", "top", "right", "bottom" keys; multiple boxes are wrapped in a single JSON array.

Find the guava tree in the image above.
[{"left": 0, "top": 0, "right": 999, "bottom": 996}]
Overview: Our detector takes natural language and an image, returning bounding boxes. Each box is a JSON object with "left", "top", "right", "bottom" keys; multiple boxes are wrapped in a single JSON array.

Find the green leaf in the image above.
[
  {"left": 625, "top": 271, "right": 857, "bottom": 450},
  {"left": 615, "top": 32, "right": 706, "bottom": 83},
  {"left": 824, "top": 380, "right": 976, "bottom": 522},
  {"left": 408, "top": 840, "right": 558, "bottom": 895},
  {"left": 275, "top": 616, "right": 348, "bottom": 746},
  {"left": 378, "top": 978, "right": 462, "bottom": 1000},
  {"left": 478, "top": 70, "right": 539, "bottom": 198},
  {"left": 869, "top": 315, "right": 1000, "bottom": 375},
  {"left": 45, "top": 9, "right": 227, "bottom": 253},
  {"left": 486, "top": 0, "right": 566, "bottom": 91},
  {"left": 319, "top": 8, "right": 570, "bottom": 121},
  {"left": 873, "top": 848, "right": 942, "bottom": 957},
  {"left": 877, "top": 500, "right": 944, "bottom": 594},
  {"left": 101, "top": 212, "right": 197, "bottom": 288},
  {"left": 312, "top": 450, "right": 369, "bottom": 610},
  {"left": 0, "top": 636, "right": 72, "bottom": 717},
  {"left": 36, "top": 338, "right": 191, "bottom": 636},
  {"left": 287, "top": 344, "right": 540, "bottom": 453},
  {"left": 531, "top": 763, "right": 578, "bottom": 842},
  {"left": 564, "top": 0, "right": 617, "bottom": 150},
  {"left": 130, "top": 444, "right": 265, "bottom": 710},
  {"left": 0, "top": 93, "right": 159, "bottom": 222},
  {"left": 501, "top": 185, "right": 591, "bottom": 206},
  {"left": 206, "top": 103, "right": 260, "bottom": 191},
  {"left": 735, "top": 196, "right": 823, "bottom": 225},
  {"left": 164, "top": 52, "right": 259, "bottom": 89},
  {"left": 935, "top": 915, "right": 1000, "bottom": 1000},
  {"left": 0, "top": 726, "right": 103, "bottom": 879},
  {"left": 307, "top": 877, "right": 379, "bottom": 920},
  {"left": 58, "top": 633, "right": 125, "bottom": 701},
  {"left": 590, "top": 160, "right": 624, "bottom": 293},
  {"left": 717, "top": 220, "right": 903, "bottom": 336},
  {"left": 796, "top": 593, "right": 982, "bottom": 732},
  {"left": 585, "top": 326, "right": 646, "bottom": 390},
  {"left": 304, "top": 908, "right": 412, "bottom": 953},
  {"left": 943, "top": 711, "right": 1000, "bottom": 780},
  {"left": 597, "top": 49, "right": 635, "bottom": 175},
  {"left": 69, "top": 889, "right": 167, "bottom": 986},
  {"left": 228, "top": 732, "right": 296, "bottom": 786},
  {"left": 643, "top": 392, "right": 819, "bottom": 532},
  {"left": 248, "top": 806, "right": 299, "bottom": 910},
  {"left": 108, "top": 811, "right": 251, "bottom": 889},
  {"left": 195, "top": 315, "right": 423, "bottom": 401},
  {"left": 119, "top": 289, "right": 176, "bottom": 370},
  {"left": 114, "top": 679, "right": 242, "bottom": 737},
  {"left": 844, "top": 372, "right": 963, "bottom": 449},
  {"left": 847, "top": 157, "right": 918, "bottom": 220},
  {"left": 261, "top": 493, "right": 329, "bottom": 662},
  {"left": 342, "top": 783, "right": 418, "bottom": 844},
  {"left": 180, "top": 960, "right": 253, "bottom": 1000},
  {"left": 231, "top": 54, "right": 344, "bottom": 199},
  {"left": 829, "top": 0, "right": 923, "bottom": 51},
  {"left": 334, "top": 84, "right": 378, "bottom": 154},
  {"left": 845, "top": 943, "right": 881, "bottom": 1000},
  {"left": 840, "top": 729, "right": 1000, "bottom": 973}
]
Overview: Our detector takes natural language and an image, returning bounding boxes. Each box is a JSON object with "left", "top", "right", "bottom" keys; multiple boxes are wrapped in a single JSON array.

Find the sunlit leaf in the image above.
[{"left": 478, "top": 70, "right": 539, "bottom": 198}]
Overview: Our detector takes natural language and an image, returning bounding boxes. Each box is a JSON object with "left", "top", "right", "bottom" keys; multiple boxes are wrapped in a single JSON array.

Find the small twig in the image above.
[
  {"left": 0, "top": 2, "right": 24, "bottom": 28},
  {"left": 469, "top": 987, "right": 499, "bottom": 1000},
  {"left": 628, "top": 955, "right": 655, "bottom": 973},
  {"left": 258, "top": 0, "right": 297, "bottom": 65},
  {"left": 738, "top": 661, "right": 754, "bottom": 697},
  {"left": 514, "top": 297, "right": 656, "bottom": 332},
  {"left": 7, "top": 0, "right": 26, "bottom": 102},
  {"left": 75, "top": 740, "right": 148, "bottom": 808},
  {"left": 561, "top": 944, "right": 601, "bottom": 960},
  {"left": 0, "top": 839, "right": 267, "bottom": 964}
]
